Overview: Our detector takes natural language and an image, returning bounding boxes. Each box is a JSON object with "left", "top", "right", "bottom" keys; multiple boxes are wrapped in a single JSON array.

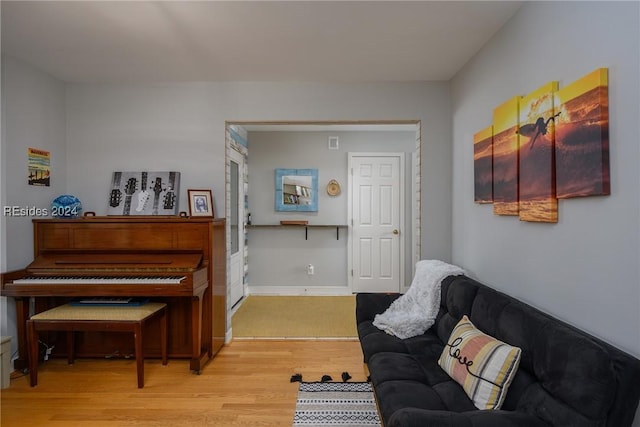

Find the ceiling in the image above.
[{"left": 1, "top": 1, "right": 523, "bottom": 84}]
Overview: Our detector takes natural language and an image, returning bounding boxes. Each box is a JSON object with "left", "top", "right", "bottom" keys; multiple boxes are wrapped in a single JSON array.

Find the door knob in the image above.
[{"left": 393, "top": 229, "right": 399, "bottom": 235}]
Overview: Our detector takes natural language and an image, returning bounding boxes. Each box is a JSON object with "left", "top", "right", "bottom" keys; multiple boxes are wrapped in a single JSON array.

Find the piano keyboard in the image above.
[{"left": 13, "top": 276, "right": 186, "bottom": 285}]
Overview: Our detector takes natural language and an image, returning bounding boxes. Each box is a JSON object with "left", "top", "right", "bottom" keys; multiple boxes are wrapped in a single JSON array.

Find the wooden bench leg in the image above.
[
  {"left": 134, "top": 322, "right": 144, "bottom": 388},
  {"left": 27, "top": 320, "right": 38, "bottom": 387},
  {"left": 161, "top": 307, "right": 168, "bottom": 366},
  {"left": 67, "top": 331, "right": 75, "bottom": 365}
]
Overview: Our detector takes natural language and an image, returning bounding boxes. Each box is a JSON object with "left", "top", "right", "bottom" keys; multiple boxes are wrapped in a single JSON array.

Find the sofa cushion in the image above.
[
  {"left": 436, "top": 276, "right": 479, "bottom": 344},
  {"left": 355, "top": 292, "right": 402, "bottom": 324},
  {"left": 387, "top": 407, "right": 550, "bottom": 427},
  {"left": 439, "top": 315, "right": 521, "bottom": 410},
  {"left": 358, "top": 320, "right": 409, "bottom": 362},
  {"left": 404, "top": 330, "right": 446, "bottom": 361},
  {"left": 531, "top": 321, "right": 616, "bottom": 421},
  {"left": 368, "top": 352, "right": 431, "bottom": 384},
  {"left": 374, "top": 380, "right": 454, "bottom": 422}
]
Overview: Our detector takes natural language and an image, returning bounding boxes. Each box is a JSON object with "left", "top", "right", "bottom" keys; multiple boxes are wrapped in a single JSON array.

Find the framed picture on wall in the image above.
[
  {"left": 188, "top": 189, "right": 214, "bottom": 217},
  {"left": 107, "top": 171, "right": 180, "bottom": 216}
]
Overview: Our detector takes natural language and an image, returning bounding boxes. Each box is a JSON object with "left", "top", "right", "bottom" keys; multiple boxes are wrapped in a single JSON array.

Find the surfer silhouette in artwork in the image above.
[{"left": 517, "top": 112, "right": 561, "bottom": 150}]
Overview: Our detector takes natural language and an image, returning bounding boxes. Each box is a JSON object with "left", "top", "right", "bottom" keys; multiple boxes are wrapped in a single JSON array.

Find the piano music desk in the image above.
[{"left": 27, "top": 302, "right": 168, "bottom": 388}]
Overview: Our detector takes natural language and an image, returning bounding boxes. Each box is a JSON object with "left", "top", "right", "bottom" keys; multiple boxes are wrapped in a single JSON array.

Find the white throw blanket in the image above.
[{"left": 372, "top": 260, "right": 465, "bottom": 339}]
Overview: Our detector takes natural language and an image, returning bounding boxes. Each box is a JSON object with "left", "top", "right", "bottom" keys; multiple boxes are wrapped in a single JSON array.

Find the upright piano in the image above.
[{"left": 1, "top": 216, "right": 226, "bottom": 373}]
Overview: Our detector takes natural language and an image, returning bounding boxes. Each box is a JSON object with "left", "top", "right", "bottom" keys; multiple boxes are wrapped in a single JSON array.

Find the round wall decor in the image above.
[{"left": 327, "top": 179, "right": 341, "bottom": 196}]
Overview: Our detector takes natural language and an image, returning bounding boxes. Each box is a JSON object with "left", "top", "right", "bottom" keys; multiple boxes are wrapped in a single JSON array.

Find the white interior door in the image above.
[
  {"left": 229, "top": 149, "right": 245, "bottom": 307},
  {"left": 349, "top": 153, "right": 404, "bottom": 293}
]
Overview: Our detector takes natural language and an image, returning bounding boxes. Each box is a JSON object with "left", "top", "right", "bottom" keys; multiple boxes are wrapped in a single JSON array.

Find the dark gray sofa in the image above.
[{"left": 356, "top": 274, "right": 640, "bottom": 427}]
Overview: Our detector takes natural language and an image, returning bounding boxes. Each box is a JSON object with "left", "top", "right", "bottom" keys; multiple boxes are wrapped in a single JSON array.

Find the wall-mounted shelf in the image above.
[{"left": 246, "top": 224, "right": 348, "bottom": 240}]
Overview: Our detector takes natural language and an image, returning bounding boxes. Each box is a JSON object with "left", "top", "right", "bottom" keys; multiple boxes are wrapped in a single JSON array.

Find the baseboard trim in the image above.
[{"left": 247, "top": 285, "right": 352, "bottom": 296}]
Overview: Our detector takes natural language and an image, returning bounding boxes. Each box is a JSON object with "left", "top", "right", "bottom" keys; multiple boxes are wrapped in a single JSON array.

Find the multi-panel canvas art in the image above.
[
  {"left": 475, "top": 68, "right": 610, "bottom": 224},
  {"left": 474, "top": 126, "right": 493, "bottom": 204},
  {"left": 554, "top": 68, "right": 610, "bottom": 198},
  {"left": 107, "top": 171, "right": 180, "bottom": 216},
  {"left": 518, "top": 81, "right": 559, "bottom": 223},
  {"left": 492, "top": 96, "right": 520, "bottom": 216}
]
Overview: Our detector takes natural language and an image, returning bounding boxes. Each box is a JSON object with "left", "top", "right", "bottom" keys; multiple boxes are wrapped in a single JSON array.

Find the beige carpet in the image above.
[{"left": 231, "top": 295, "right": 358, "bottom": 339}]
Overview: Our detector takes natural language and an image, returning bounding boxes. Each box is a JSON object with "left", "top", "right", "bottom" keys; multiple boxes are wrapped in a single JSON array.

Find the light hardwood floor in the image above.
[{"left": 1, "top": 340, "right": 368, "bottom": 426}]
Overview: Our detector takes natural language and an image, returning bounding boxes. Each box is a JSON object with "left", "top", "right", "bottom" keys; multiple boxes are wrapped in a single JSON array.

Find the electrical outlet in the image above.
[{"left": 307, "top": 264, "right": 314, "bottom": 275}]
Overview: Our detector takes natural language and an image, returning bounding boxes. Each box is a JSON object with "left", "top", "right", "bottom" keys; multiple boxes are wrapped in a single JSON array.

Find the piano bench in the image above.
[{"left": 26, "top": 302, "right": 168, "bottom": 388}]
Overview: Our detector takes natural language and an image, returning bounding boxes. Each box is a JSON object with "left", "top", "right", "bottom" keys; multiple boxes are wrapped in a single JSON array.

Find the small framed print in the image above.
[{"left": 188, "top": 189, "right": 214, "bottom": 217}]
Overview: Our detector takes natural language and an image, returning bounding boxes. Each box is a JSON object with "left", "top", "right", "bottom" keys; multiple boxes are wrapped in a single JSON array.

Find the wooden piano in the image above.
[{"left": 1, "top": 216, "right": 226, "bottom": 373}]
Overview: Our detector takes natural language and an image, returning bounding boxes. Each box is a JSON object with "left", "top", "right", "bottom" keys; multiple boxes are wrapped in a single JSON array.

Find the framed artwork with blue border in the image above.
[{"left": 275, "top": 168, "right": 318, "bottom": 212}]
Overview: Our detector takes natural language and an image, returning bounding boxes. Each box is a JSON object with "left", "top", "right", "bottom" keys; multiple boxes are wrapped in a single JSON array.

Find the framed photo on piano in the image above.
[{"left": 188, "top": 189, "right": 214, "bottom": 217}]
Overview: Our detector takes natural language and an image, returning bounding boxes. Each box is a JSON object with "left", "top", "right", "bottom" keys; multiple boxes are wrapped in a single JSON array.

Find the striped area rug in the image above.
[{"left": 293, "top": 382, "right": 381, "bottom": 426}]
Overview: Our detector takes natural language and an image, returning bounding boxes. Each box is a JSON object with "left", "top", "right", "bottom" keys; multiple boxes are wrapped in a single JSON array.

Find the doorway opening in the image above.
[{"left": 224, "top": 121, "right": 421, "bottom": 336}]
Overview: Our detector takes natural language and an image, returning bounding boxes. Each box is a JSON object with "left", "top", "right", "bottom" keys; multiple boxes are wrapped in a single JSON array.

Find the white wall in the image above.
[
  {"left": 65, "top": 83, "right": 224, "bottom": 216},
  {"left": 65, "top": 82, "right": 452, "bottom": 261},
  {"left": 247, "top": 130, "right": 416, "bottom": 292},
  {"left": 0, "top": 55, "right": 67, "bottom": 355},
  {"left": 451, "top": 1, "right": 640, "bottom": 360}
]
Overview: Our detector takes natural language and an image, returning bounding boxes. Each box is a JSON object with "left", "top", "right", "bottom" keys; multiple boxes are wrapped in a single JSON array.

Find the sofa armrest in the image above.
[
  {"left": 387, "top": 408, "right": 550, "bottom": 427},
  {"left": 355, "top": 292, "right": 401, "bottom": 324}
]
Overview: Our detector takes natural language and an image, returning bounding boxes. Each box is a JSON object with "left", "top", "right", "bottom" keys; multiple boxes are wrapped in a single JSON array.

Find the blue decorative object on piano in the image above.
[{"left": 50, "top": 194, "right": 82, "bottom": 218}]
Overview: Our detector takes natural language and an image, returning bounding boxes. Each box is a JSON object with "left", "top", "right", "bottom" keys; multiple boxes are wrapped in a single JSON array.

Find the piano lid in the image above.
[{"left": 26, "top": 252, "right": 203, "bottom": 274}]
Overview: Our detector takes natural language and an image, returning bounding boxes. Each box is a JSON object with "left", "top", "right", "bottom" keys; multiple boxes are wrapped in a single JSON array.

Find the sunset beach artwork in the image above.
[
  {"left": 517, "top": 81, "right": 559, "bottom": 223},
  {"left": 492, "top": 96, "right": 520, "bottom": 216},
  {"left": 474, "top": 125, "right": 493, "bottom": 204},
  {"left": 475, "top": 68, "right": 611, "bottom": 222},
  {"left": 554, "top": 68, "right": 610, "bottom": 198}
]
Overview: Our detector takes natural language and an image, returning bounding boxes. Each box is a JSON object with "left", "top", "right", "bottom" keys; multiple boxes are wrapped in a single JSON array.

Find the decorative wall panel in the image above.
[
  {"left": 518, "top": 81, "right": 559, "bottom": 223},
  {"left": 492, "top": 97, "right": 520, "bottom": 216},
  {"left": 107, "top": 171, "right": 180, "bottom": 216},
  {"left": 555, "top": 68, "right": 610, "bottom": 198}
]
